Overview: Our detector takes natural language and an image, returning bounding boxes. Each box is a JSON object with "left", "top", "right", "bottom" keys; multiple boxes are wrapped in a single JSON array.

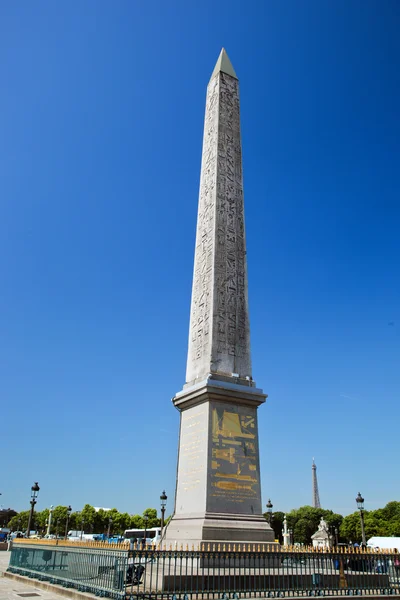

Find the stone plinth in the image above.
[{"left": 164, "top": 377, "right": 275, "bottom": 546}]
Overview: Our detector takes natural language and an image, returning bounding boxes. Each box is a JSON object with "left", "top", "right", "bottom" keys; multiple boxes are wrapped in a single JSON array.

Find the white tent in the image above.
[{"left": 367, "top": 536, "right": 400, "bottom": 551}]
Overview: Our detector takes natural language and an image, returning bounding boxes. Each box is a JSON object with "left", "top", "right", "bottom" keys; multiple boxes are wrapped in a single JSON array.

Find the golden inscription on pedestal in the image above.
[{"left": 210, "top": 406, "right": 258, "bottom": 501}]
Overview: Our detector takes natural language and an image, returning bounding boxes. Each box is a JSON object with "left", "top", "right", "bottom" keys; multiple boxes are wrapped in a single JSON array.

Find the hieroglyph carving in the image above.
[{"left": 186, "top": 72, "right": 252, "bottom": 385}]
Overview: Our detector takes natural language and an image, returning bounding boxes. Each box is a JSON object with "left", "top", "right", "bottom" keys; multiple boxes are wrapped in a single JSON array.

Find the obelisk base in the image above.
[
  {"left": 164, "top": 378, "right": 277, "bottom": 549},
  {"left": 164, "top": 512, "right": 276, "bottom": 548}
]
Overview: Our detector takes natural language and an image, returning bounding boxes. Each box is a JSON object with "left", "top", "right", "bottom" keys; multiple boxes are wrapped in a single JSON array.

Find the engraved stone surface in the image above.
[
  {"left": 164, "top": 50, "right": 275, "bottom": 548},
  {"left": 174, "top": 404, "right": 209, "bottom": 515},
  {"left": 186, "top": 51, "right": 251, "bottom": 387}
]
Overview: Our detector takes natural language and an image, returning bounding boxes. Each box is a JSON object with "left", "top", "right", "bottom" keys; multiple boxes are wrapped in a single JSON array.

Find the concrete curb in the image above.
[
  {"left": 3, "top": 571, "right": 99, "bottom": 600},
  {"left": 3, "top": 571, "right": 400, "bottom": 600}
]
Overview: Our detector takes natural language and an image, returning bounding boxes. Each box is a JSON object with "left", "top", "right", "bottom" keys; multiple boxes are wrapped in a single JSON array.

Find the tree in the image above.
[
  {"left": 142, "top": 508, "right": 160, "bottom": 528},
  {"left": 0, "top": 508, "right": 17, "bottom": 527},
  {"left": 104, "top": 508, "right": 129, "bottom": 535},
  {"left": 262, "top": 511, "right": 284, "bottom": 543},
  {"left": 285, "top": 506, "right": 343, "bottom": 545},
  {"left": 80, "top": 504, "right": 96, "bottom": 532},
  {"left": 340, "top": 502, "right": 400, "bottom": 543},
  {"left": 93, "top": 508, "right": 107, "bottom": 534},
  {"left": 130, "top": 514, "right": 143, "bottom": 529},
  {"left": 119, "top": 512, "right": 132, "bottom": 533},
  {"left": 50, "top": 506, "right": 70, "bottom": 536},
  {"left": 8, "top": 511, "right": 30, "bottom": 532},
  {"left": 383, "top": 502, "right": 400, "bottom": 520}
]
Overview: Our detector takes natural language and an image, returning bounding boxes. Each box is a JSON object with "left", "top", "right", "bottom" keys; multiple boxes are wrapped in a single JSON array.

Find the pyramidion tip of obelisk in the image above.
[{"left": 209, "top": 48, "right": 238, "bottom": 82}]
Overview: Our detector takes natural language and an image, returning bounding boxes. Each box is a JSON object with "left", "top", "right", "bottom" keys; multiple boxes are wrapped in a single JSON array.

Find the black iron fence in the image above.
[{"left": 7, "top": 540, "right": 400, "bottom": 599}]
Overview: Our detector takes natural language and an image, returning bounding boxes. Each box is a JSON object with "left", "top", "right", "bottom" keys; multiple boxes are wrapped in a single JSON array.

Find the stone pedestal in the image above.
[{"left": 164, "top": 377, "right": 275, "bottom": 546}]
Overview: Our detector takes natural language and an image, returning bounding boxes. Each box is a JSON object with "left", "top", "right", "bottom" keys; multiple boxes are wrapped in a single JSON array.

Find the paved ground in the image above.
[
  {"left": 0, "top": 552, "right": 67, "bottom": 600},
  {"left": 0, "top": 553, "right": 11, "bottom": 574}
]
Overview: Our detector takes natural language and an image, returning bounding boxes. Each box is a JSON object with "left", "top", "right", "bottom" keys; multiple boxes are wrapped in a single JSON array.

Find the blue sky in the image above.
[{"left": 1, "top": 0, "right": 399, "bottom": 519}]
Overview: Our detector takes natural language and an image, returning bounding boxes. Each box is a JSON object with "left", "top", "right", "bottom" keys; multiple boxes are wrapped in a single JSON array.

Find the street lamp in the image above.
[
  {"left": 356, "top": 492, "right": 367, "bottom": 547},
  {"left": 56, "top": 518, "right": 60, "bottom": 539},
  {"left": 289, "top": 528, "right": 294, "bottom": 545},
  {"left": 26, "top": 482, "right": 40, "bottom": 538},
  {"left": 65, "top": 505, "right": 72, "bottom": 539},
  {"left": 107, "top": 517, "right": 113, "bottom": 539},
  {"left": 266, "top": 499, "right": 273, "bottom": 525},
  {"left": 160, "top": 490, "right": 167, "bottom": 535},
  {"left": 334, "top": 527, "right": 339, "bottom": 546},
  {"left": 143, "top": 514, "right": 149, "bottom": 548}
]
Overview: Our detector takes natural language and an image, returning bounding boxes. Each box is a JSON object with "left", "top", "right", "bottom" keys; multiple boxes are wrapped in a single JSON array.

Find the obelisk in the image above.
[{"left": 164, "top": 49, "right": 275, "bottom": 546}]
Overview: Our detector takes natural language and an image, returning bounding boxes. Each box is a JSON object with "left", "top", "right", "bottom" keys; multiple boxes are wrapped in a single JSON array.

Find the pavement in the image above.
[{"left": 0, "top": 553, "right": 10, "bottom": 574}]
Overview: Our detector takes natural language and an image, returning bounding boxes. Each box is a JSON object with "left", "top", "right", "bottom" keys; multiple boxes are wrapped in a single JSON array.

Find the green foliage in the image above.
[
  {"left": 143, "top": 508, "right": 160, "bottom": 528},
  {"left": 0, "top": 509, "right": 17, "bottom": 527},
  {"left": 340, "top": 512, "right": 360, "bottom": 542},
  {"left": 340, "top": 502, "right": 400, "bottom": 543},
  {"left": 262, "top": 510, "right": 284, "bottom": 543},
  {"left": 8, "top": 511, "right": 30, "bottom": 532},
  {"left": 130, "top": 514, "right": 144, "bottom": 529},
  {"left": 285, "top": 506, "right": 343, "bottom": 545},
  {"left": 262, "top": 506, "right": 344, "bottom": 546},
  {"left": 7, "top": 505, "right": 163, "bottom": 536}
]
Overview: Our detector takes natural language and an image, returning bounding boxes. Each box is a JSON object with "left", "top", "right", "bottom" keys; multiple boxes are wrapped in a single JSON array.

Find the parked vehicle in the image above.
[
  {"left": 0, "top": 528, "right": 11, "bottom": 542},
  {"left": 67, "top": 530, "right": 85, "bottom": 541},
  {"left": 124, "top": 527, "right": 161, "bottom": 545}
]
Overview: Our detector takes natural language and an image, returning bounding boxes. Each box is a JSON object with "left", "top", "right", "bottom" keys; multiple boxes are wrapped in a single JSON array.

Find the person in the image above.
[{"left": 393, "top": 548, "right": 400, "bottom": 573}]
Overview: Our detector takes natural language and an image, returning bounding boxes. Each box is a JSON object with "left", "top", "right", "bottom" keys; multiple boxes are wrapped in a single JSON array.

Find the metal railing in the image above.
[
  {"left": 8, "top": 540, "right": 128, "bottom": 599},
  {"left": 7, "top": 540, "right": 400, "bottom": 599}
]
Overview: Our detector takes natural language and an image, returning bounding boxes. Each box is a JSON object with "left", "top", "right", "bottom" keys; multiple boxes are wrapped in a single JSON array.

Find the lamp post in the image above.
[
  {"left": 266, "top": 499, "right": 273, "bottom": 525},
  {"left": 334, "top": 527, "right": 339, "bottom": 546},
  {"left": 289, "top": 528, "right": 294, "bottom": 545},
  {"left": 56, "top": 518, "right": 60, "bottom": 540},
  {"left": 356, "top": 492, "right": 367, "bottom": 547},
  {"left": 160, "top": 490, "right": 167, "bottom": 535},
  {"left": 65, "top": 505, "right": 72, "bottom": 539},
  {"left": 46, "top": 505, "right": 54, "bottom": 537},
  {"left": 107, "top": 517, "right": 112, "bottom": 539},
  {"left": 143, "top": 514, "right": 149, "bottom": 548},
  {"left": 26, "top": 482, "right": 40, "bottom": 538},
  {"left": 80, "top": 518, "right": 85, "bottom": 540}
]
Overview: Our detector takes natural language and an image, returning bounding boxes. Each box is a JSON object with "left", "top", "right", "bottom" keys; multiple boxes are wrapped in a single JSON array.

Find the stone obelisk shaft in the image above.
[
  {"left": 165, "top": 50, "right": 274, "bottom": 548},
  {"left": 186, "top": 56, "right": 251, "bottom": 387}
]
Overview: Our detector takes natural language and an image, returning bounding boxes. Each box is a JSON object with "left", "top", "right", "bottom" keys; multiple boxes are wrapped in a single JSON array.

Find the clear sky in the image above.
[{"left": 1, "top": 0, "right": 399, "bottom": 519}]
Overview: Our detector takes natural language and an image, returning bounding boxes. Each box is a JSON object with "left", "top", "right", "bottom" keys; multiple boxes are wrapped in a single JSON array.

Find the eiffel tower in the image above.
[{"left": 312, "top": 458, "right": 321, "bottom": 508}]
